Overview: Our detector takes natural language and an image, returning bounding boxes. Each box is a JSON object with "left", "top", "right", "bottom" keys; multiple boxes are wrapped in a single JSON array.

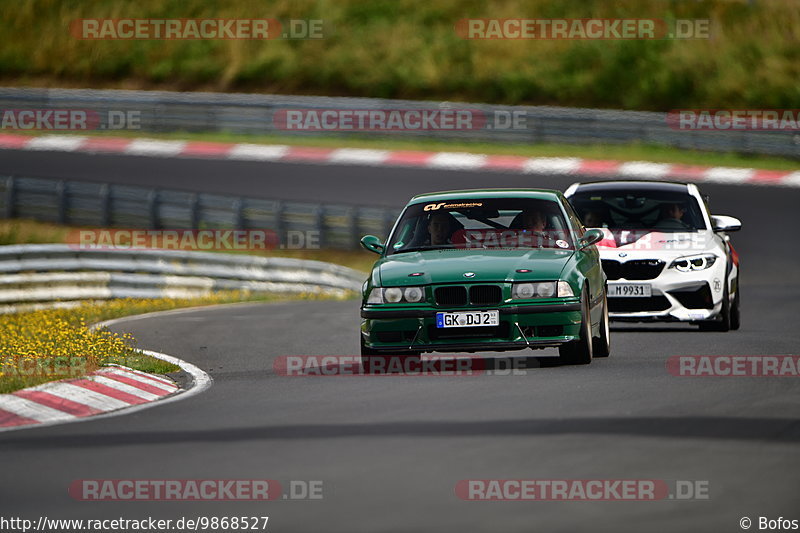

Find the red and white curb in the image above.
[
  {"left": 0, "top": 349, "right": 212, "bottom": 432},
  {"left": 1, "top": 133, "right": 798, "bottom": 187}
]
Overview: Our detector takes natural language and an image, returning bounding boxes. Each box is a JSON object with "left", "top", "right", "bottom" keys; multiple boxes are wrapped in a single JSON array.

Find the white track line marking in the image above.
[
  {"left": 703, "top": 167, "right": 755, "bottom": 184},
  {"left": 228, "top": 143, "right": 290, "bottom": 160},
  {"left": 329, "top": 148, "right": 390, "bottom": 165},
  {"left": 25, "top": 135, "right": 87, "bottom": 152},
  {"left": 88, "top": 375, "right": 162, "bottom": 401},
  {"left": 618, "top": 161, "right": 673, "bottom": 179},
  {"left": 0, "top": 395, "right": 75, "bottom": 423},
  {"left": 99, "top": 367, "right": 177, "bottom": 392},
  {"left": 780, "top": 171, "right": 800, "bottom": 187},
  {"left": 125, "top": 139, "right": 187, "bottom": 157},
  {"left": 427, "top": 152, "right": 488, "bottom": 170},
  {"left": 29, "top": 382, "right": 131, "bottom": 411},
  {"left": 523, "top": 157, "right": 582, "bottom": 174}
]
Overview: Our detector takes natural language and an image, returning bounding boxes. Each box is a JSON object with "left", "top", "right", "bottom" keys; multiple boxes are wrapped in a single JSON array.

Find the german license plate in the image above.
[
  {"left": 436, "top": 310, "right": 499, "bottom": 328},
  {"left": 607, "top": 283, "right": 652, "bottom": 298}
]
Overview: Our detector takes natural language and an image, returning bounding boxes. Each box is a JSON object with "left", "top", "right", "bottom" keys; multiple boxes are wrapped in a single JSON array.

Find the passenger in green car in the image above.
[{"left": 517, "top": 208, "right": 557, "bottom": 248}]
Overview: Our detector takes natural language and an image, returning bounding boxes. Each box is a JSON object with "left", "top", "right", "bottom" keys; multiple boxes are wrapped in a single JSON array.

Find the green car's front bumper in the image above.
[{"left": 360, "top": 299, "right": 582, "bottom": 353}]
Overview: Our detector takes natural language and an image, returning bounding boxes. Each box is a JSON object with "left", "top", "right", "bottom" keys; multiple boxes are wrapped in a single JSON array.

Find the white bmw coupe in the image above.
[{"left": 565, "top": 181, "right": 741, "bottom": 331}]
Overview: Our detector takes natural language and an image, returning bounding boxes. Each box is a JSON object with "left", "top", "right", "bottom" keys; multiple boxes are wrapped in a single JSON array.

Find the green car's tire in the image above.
[
  {"left": 360, "top": 336, "right": 381, "bottom": 356},
  {"left": 592, "top": 291, "right": 611, "bottom": 358},
  {"left": 557, "top": 287, "right": 593, "bottom": 365}
]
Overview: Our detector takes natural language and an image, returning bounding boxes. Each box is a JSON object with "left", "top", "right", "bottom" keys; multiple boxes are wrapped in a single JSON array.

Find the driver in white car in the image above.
[{"left": 656, "top": 202, "right": 690, "bottom": 230}]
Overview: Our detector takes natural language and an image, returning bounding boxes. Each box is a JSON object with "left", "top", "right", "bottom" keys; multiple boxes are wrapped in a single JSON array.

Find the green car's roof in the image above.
[{"left": 408, "top": 188, "right": 563, "bottom": 205}]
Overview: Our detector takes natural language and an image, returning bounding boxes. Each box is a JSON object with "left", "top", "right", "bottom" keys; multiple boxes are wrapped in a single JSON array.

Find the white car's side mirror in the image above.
[{"left": 711, "top": 215, "right": 742, "bottom": 232}]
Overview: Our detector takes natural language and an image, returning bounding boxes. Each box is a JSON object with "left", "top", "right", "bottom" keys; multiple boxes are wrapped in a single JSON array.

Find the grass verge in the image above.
[
  {"left": 0, "top": 290, "right": 353, "bottom": 394},
  {"left": 1, "top": 0, "right": 798, "bottom": 110}
]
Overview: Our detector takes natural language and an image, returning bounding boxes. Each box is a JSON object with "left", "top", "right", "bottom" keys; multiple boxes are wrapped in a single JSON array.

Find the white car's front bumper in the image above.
[{"left": 604, "top": 255, "right": 728, "bottom": 322}]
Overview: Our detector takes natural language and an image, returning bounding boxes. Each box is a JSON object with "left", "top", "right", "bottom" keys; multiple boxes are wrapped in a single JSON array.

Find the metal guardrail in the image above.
[
  {"left": 1, "top": 175, "right": 399, "bottom": 250},
  {"left": 0, "top": 244, "right": 365, "bottom": 310},
  {"left": 0, "top": 87, "right": 797, "bottom": 157}
]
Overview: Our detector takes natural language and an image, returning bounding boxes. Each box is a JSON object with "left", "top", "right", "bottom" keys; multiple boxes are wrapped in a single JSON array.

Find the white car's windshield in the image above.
[{"left": 569, "top": 189, "right": 707, "bottom": 233}]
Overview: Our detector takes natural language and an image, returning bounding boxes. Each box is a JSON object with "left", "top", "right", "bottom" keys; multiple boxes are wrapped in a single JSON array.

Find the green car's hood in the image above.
[{"left": 376, "top": 249, "right": 575, "bottom": 286}]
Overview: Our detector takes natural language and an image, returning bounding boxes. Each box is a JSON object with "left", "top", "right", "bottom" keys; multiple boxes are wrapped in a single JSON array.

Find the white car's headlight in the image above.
[
  {"left": 512, "top": 281, "right": 561, "bottom": 299},
  {"left": 669, "top": 254, "right": 718, "bottom": 272},
  {"left": 366, "top": 286, "right": 426, "bottom": 304}
]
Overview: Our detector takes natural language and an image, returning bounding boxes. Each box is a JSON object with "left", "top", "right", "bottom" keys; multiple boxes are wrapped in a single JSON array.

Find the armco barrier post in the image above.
[
  {"left": 233, "top": 198, "right": 245, "bottom": 230},
  {"left": 147, "top": 190, "right": 159, "bottom": 229},
  {"left": 3, "top": 176, "right": 15, "bottom": 219},
  {"left": 188, "top": 193, "right": 200, "bottom": 228},
  {"left": 55, "top": 180, "right": 67, "bottom": 225},
  {"left": 314, "top": 204, "right": 325, "bottom": 249},
  {"left": 275, "top": 200, "right": 286, "bottom": 247},
  {"left": 99, "top": 184, "right": 111, "bottom": 227}
]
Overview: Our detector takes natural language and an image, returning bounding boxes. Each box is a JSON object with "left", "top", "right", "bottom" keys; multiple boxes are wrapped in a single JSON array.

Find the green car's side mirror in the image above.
[
  {"left": 360, "top": 235, "right": 386, "bottom": 254},
  {"left": 579, "top": 228, "right": 604, "bottom": 249}
]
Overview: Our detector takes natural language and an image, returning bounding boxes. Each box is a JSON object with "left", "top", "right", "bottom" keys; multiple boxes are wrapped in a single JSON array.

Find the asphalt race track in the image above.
[{"left": 1, "top": 149, "right": 799, "bottom": 532}]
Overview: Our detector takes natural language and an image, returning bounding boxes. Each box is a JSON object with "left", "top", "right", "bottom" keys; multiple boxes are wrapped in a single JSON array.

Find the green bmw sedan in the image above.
[{"left": 360, "top": 189, "right": 610, "bottom": 365}]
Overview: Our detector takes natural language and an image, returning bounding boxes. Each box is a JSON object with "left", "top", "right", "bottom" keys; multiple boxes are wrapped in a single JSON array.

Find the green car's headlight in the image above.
[
  {"left": 669, "top": 254, "right": 718, "bottom": 272},
  {"left": 365, "top": 286, "right": 426, "bottom": 304},
  {"left": 557, "top": 281, "right": 574, "bottom": 297},
  {"left": 512, "top": 282, "right": 551, "bottom": 299},
  {"left": 384, "top": 287, "right": 403, "bottom": 303},
  {"left": 512, "top": 281, "right": 574, "bottom": 299},
  {"left": 403, "top": 286, "right": 424, "bottom": 303},
  {"left": 366, "top": 288, "right": 384, "bottom": 304}
]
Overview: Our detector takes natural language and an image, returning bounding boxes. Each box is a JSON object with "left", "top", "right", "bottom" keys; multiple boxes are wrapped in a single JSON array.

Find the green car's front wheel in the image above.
[
  {"left": 592, "top": 291, "right": 611, "bottom": 358},
  {"left": 557, "top": 287, "right": 593, "bottom": 365}
]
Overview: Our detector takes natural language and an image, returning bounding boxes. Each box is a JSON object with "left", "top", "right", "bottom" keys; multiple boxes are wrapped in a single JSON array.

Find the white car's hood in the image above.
[{"left": 594, "top": 229, "right": 721, "bottom": 261}]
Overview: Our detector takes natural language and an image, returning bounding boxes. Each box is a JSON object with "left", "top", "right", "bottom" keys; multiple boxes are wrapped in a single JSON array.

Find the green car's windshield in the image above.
[
  {"left": 387, "top": 198, "right": 575, "bottom": 255},
  {"left": 569, "top": 189, "right": 707, "bottom": 233}
]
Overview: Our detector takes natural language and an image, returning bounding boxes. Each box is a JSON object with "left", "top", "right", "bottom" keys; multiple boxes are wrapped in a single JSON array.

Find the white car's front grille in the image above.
[{"left": 602, "top": 259, "right": 665, "bottom": 280}]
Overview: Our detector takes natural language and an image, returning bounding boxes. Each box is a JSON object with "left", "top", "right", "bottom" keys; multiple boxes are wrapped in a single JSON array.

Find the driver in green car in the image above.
[{"left": 426, "top": 211, "right": 457, "bottom": 246}]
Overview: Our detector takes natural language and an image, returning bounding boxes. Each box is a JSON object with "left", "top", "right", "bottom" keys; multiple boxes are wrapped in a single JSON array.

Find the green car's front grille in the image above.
[
  {"left": 433, "top": 284, "right": 504, "bottom": 307},
  {"left": 469, "top": 285, "right": 503, "bottom": 306},
  {"left": 434, "top": 286, "right": 467, "bottom": 306}
]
